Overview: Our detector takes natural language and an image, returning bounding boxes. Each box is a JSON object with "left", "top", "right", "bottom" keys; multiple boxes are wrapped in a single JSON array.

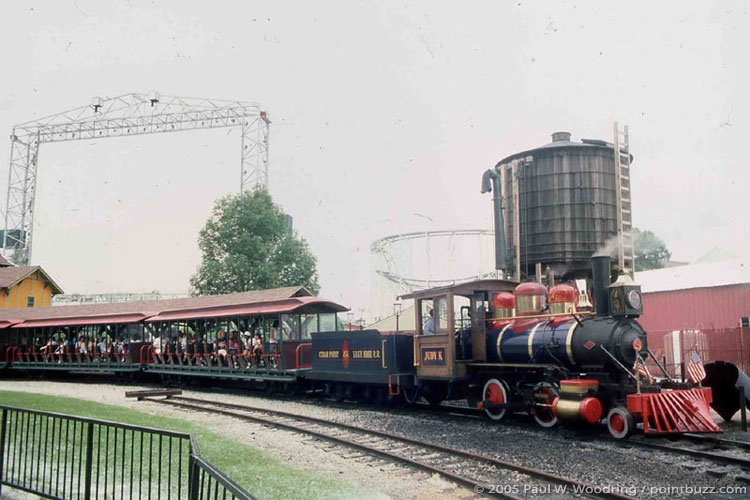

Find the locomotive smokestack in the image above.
[
  {"left": 481, "top": 168, "right": 507, "bottom": 273},
  {"left": 592, "top": 255, "right": 611, "bottom": 315}
]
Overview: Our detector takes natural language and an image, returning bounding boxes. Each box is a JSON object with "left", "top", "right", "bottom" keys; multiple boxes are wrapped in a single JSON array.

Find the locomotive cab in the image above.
[{"left": 400, "top": 279, "right": 517, "bottom": 404}]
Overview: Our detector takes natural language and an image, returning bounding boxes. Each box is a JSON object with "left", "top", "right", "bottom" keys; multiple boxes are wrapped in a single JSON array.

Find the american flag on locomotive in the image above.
[{"left": 686, "top": 346, "right": 706, "bottom": 384}]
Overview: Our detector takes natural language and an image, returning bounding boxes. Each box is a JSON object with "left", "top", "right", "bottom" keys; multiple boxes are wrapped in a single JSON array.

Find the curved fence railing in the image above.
[{"left": 0, "top": 405, "right": 255, "bottom": 500}]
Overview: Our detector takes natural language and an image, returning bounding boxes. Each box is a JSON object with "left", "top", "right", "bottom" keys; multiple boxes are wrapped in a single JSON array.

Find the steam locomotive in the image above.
[{"left": 312, "top": 253, "right": 719, "bottom": 439}]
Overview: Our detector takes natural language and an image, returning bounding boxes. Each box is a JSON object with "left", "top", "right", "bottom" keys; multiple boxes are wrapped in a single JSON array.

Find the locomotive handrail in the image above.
[
  {"left": 599, "top": 344, "right": 636, "bottom": 380},
  {"left": 296, "top": 342, "right": 312, "bottom": 369},
  {"left": 645, "top": 348, "right": 674, "bottom": 381},
  {"left": 382, "top": 339, "right": 387, "bottom": 369},
  {"left": 485, "top": 311, "right": 595, "bottom": 322}
]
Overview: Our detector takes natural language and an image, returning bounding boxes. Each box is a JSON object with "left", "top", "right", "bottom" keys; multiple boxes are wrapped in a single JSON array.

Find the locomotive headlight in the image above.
[{"left": 626, "top": 290, "right": 642, "bottom": 309}]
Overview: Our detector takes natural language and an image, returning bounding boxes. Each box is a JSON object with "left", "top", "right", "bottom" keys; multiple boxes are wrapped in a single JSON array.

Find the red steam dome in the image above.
[
  {"left": 549, "top": 284, "right": 578, "bottom": 315},
  {"left": 514, "top": 282, "right": 548, "bottom": 315},
  {"left": 490, "top": 292, "right": 515, "bottom": 329},
  {"left": 492, "top": 292, "right": 515, "bottom": 310},
  {"left": 549, "top": 284, "right": 577, "bottom": 304}
]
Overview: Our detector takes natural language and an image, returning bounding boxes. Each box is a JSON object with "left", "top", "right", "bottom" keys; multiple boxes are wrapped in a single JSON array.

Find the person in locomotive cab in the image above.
[{"left": 424, "top": 309, "right": 435, "bottom": 335}]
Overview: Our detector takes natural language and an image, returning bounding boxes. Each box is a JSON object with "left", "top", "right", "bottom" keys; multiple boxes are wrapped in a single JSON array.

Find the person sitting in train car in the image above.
[
  {"left": 228, "top": 331, "right": 240, "bottom": 367},
  {"left": 111, "top": 338, "right": 125, "bottom": 362},
  {"left": 252, "top": 333, "right": 264, "bottom": 365},
  {"left": 97, "top": 337, "right": 108, "bottom": 362},
  {"left": 204, "top": 335, "right": 215, "bottom": 365},
  {"left": 120, "top": 339, "right": 129, "bottom": 362},
  {"left": 64, "top": 336, "right": 75, "bottom": 361},
  {"left": 77, "top": 336, "right": 88, "bottom": 354},
  {"left": 162, "top": 336, "right": 172, "bottom": 364},
  {"left": 57, "top": 336, "right": 69, "bottom": 362},
  {"left": 215, "top": 329, "right": 228, "bottom": 355},
  {"left": 54, "top": 340, "right": 65, "bottom": 363},
  {"left": 174, "top": 332, "right": 185, "bottom": 364},
  {"left": 152, "top": 334, "right": 163, "bottom": 363},
  {"left": 119, "top": 338, "right": 126, "bottom": 357},
  {"left": 168, "top": 334, "right": 180, "bottom": 364},
  {"left": 194, "top": 335, "right": 206, "bottom": 365},
  {"left": 424, "top": 309, "right": 435, "bottom": 335},
  {"left": 41, "top": 338, "right": 56, "bottom": 357},
  {"left": 87, "top": 338, "right": 96, "bottom": 357},
  {"left": 269, "top": 321, "right": 280, "bottom": 354},
  {"left": 184, "top": 333, "right": 196, "bottom": 364},
  {"left": 240, "top": 331, "right": 252, "bottom": 361}
]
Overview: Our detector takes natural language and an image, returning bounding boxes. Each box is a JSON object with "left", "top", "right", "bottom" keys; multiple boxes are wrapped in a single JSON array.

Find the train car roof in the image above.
[
  {"left": 0, "top": 285, "right": 349, "bottom": 328},
  {"left": 399, "top": 278, "right": 518, "bottom": 300}
]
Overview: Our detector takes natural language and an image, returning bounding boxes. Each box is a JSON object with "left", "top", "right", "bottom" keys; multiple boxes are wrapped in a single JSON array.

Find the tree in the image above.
[
  {"left": 190, "top": 189, "right": 320, "bottom": 296},
  {"left": 634, "top": 227, "right": 671, "bottom": 271}
]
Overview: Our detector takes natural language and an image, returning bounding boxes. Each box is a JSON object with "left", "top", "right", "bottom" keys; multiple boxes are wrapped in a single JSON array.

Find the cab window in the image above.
[
  {"left": 435, "top": 296, "right": 448, "bottom": 332},
  {"left": 417, "top": 299, "right": 432, "bottom": 335}
]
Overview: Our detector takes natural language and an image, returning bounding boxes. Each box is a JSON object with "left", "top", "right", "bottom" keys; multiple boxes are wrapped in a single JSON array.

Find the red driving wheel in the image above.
[
  {"left": 532, "top": 382, "right": 559, "bottom": 428},
  {"left": 482, "top": 378, "right": 508, "bottom": 421}
]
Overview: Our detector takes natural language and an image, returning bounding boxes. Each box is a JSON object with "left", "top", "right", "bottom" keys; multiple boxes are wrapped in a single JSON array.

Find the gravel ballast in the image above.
[{"left": 1, "top": 378, "right": 748, "bottom": 499}]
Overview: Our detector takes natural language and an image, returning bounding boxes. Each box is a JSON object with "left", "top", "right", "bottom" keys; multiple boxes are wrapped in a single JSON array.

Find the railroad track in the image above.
[
  {"left": 619, "top": 434, "right": 750, "bottom": 470},
  {"left": 136, "top": 393, "right": 634, "bottom": 500}
]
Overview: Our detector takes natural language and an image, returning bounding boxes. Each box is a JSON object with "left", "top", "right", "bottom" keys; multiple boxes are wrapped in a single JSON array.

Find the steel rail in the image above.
[
  {"left": 145, "top": 395, "right": 634, "bottom": 500},
  {"left": 681, "top": 433, "right": 750, "bottom": 451},
  {"left": 621, "top": 438, "right": 750, "bottom": 468}
]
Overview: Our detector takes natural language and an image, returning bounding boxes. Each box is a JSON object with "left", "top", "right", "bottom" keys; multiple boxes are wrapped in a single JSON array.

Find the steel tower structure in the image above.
[{"left": 3, "top": 92, "right": 270, "bottom": 265}]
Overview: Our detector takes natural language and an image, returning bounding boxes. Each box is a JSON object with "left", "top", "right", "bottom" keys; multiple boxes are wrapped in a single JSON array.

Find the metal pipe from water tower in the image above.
[{"left": 481, "top": 168, "right": 507, "bottom": 272}]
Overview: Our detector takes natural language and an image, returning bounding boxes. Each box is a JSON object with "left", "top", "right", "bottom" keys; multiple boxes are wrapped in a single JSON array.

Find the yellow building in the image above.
[{"left": 0, "top": 256, "right": 63, "bottom": 308}]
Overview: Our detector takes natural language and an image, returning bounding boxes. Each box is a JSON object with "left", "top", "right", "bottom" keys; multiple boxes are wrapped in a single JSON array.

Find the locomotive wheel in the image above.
[
  {"left": 482, "top": 378, "right": 508, "bottom": 421},
  {"left": 607, "top": 407, "right": 635, "bottom": 440},
  {"left": 422, "top": 384, "right": 445, "bottom": 406},
  {"left": 532, "top": 382, "right": 560, "bottom": 428},
  {"left": 371, "top": 387, "right": 387, "bottom": 406},
  {"left": 349, "top": 384, "right": 365, "bottom": 403},
  {"left": 424, "top": 392, "right": 444, "bottom": 406},
  {"left": 333, "top": 383, "right": 347, "bottom": 402}
]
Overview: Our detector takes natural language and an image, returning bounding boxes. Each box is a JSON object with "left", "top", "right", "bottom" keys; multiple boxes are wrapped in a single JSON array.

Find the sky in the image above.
[{"left": 0, "top": 1, "right": 747, "bottom": 319}]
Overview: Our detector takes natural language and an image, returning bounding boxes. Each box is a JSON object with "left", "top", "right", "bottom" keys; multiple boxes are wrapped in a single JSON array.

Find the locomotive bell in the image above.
[{"left": 608, "top": 273, "right": 643, "bottom": 317}]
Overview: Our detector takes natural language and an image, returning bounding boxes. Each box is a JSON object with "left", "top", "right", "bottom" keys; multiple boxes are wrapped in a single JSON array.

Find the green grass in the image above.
[{"left": 0, "top": 390, "right": 362, "bottom": 499}]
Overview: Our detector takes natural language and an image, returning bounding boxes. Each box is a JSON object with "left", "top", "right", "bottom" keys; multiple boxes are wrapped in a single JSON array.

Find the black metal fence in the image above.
[{"left": 0, "top": 405, "right": 254, "bottom": 500}]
